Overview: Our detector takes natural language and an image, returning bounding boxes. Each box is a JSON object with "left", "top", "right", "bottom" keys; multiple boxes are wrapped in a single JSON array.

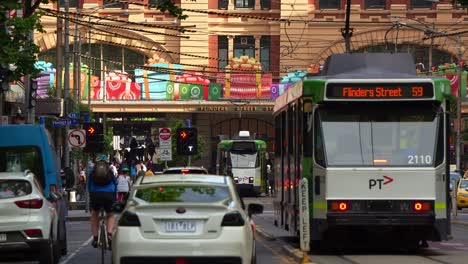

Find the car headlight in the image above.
[{"left": 459, "top": 193, "right": 468, "bottom": 198}]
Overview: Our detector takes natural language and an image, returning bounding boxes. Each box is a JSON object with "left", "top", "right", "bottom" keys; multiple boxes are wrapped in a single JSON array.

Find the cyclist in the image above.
[{"left": 88, "top": 154, "right": 117, "bottom": 249}]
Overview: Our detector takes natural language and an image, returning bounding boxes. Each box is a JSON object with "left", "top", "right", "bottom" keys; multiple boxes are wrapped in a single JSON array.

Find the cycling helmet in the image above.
[{"left": 96, "top": 154, "right": 109, "bottom": 162}]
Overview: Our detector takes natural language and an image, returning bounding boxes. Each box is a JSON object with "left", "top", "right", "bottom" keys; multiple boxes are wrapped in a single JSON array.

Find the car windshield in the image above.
[
  {"left": 459, "top": 180, "right": 468, "bottom": 189},
  {"left": 318, "top": 105, "right": 440, "bottom": 167},
  {"left": 0, "top": 147, "right": 45, "bottom": 188},
  {"left": 0, "top": 180, "right": 32, "bottom": 199},
  {"left": 135, "top": 185, "right": 231, "bottom": 203}
]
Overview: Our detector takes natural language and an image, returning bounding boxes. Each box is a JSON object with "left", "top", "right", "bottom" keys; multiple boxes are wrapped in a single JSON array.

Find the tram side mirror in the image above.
[{"left": 247, "top": 203, "right": 264, "bottom": 217}]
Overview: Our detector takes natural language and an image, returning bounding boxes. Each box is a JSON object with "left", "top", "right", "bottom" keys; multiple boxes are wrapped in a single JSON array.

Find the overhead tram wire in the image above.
[
  {"left": 77, "top": 54, "right": 276, "bottom": 86},
  {"left": 77, "top": 52, "right": 310, "bottom": 77},
  {"left": 47, "top": 14, "right": 167, "bottom": 46},
  {"left": 40, "top": 7, "right": 195, "bottom": 33},
  {"left": 102, "top": 0, "right": 396, "bottom": 25},
  {"left": 41, "top": 10, "right": 190, "bottom": 39}
]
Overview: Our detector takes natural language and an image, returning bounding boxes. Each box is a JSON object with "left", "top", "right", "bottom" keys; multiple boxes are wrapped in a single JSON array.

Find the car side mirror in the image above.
[{"left": 247, "top": 203, "right": 263, "bottom": 217}]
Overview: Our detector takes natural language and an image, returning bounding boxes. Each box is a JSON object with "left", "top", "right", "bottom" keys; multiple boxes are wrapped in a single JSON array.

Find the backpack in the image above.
[{"left": 92, "top": 160, "right": 113, "bottom": 185}]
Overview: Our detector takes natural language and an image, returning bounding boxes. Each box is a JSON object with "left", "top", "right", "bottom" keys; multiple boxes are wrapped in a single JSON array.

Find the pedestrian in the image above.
[{"left": 116, "top": 169, "right": 130, "bottom": 202}]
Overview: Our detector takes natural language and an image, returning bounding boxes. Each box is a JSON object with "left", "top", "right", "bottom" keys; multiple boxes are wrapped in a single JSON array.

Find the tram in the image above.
[
  {"left": 273, "top": 53, "right": 451, "bottom": 248},
  {"left": 216, "top": 131, "right": 268, "bottom": 196}
]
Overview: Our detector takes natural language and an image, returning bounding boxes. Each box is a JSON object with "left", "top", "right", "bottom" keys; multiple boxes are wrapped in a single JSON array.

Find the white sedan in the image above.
[
  {"left": 0, "top": 171, "right": 61, "bottom": 264},
  {"left": 112, "top": 174, "right": 263, "bottom": 264}
]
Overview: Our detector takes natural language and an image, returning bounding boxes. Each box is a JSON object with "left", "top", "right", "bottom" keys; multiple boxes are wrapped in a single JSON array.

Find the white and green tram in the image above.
[
  {"left": 216, "top": 131, "right": 268, "bottom": 196},
  {"left": 273, "top": 53, "right": 452, "bottom": 248}
]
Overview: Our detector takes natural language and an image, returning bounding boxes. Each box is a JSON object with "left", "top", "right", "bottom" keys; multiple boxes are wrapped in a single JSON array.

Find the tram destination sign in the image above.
[{"left": 325, "top": 82, "right": 434, "bottom": 100}]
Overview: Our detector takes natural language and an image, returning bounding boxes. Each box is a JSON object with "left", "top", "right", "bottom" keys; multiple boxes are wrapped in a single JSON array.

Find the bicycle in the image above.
[{"left": 97, "top": 208, "right": 109, "bottom": 264}]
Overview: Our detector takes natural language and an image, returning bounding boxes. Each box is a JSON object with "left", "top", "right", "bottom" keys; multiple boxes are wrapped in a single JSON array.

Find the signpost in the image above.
[
  {"left": 299, "top": 178, "right": 311, "bottom": 263},
  {"left": 159, "top": 127, "right": 172, "bottom": 161},
  {"left": 67, "top": 129, "right": 86, "bottom": 149}
]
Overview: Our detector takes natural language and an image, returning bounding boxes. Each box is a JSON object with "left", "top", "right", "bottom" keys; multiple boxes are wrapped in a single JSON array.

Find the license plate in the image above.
[
  {"left": 165, "top": 221, "right": 196, "bottom": 233},
  {"left": 238, "top": 176, "right": 249, "bottom": 184},
  {"left": 0, "top": 233, "right": 6, "bottom": 242}
]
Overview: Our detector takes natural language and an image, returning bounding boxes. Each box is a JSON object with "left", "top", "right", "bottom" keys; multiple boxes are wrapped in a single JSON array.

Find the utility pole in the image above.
[
  {"left": 456, "top": 35, "right": 463, "bottom": 172},
  {"left": 64, "top": 0, "right": 70, "bottom": 168},
  {"left": 341, "top": 0, "right": 353, "bottom": 53}
]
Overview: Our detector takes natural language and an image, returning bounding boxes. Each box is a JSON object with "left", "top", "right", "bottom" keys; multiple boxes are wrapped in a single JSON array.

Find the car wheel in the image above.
[{"left": 39, "top": 234, "right": 56, "bottom": 264}]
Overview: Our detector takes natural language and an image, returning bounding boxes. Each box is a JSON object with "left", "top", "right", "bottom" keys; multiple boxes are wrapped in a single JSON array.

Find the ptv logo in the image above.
[{"left": 369, "top": 176, "right": 394, "bottom": 190}]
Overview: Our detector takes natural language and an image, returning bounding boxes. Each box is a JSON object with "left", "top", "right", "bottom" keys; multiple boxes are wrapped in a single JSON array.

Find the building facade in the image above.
[{"left": 34, "top": 0, "right": 468, "bottom": 168}]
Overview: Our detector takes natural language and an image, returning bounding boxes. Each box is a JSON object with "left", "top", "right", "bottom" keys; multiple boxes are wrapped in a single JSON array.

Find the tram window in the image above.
[
  {"left": 313, "top": 112, "right": 325, "bottom": 166},
  {"left": 435, "top": 113, "right": 444, "bottom": 166},
  {"left": 318, "top": 105, "right": 438, "bottom": 167},
  {"left": 303, "top": 112, "right": 313, "bottom": 157}
]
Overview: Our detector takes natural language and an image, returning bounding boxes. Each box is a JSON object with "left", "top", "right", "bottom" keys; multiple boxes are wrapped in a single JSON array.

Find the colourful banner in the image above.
[
  {"left": 105, "top": 71, "right": 141, "bottom": 100},
  {"left": 135, "top": 63, "right": 183, "bottom": 100},
  {"left": 217, "top": 73, "right": 272, "bottom": 99}
]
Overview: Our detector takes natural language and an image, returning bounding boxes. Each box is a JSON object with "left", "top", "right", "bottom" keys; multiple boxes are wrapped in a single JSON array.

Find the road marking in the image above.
[
  {"left": 59, "top": 236, "right": 93, "bottom": 264},
  {"left": 440, "top": 242, "right": 465, "bottom": 246}
]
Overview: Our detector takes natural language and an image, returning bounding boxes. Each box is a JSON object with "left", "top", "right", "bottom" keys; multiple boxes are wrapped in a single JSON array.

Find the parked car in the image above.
[
  {"left": 0, "top": 170, "right": 62, "bottom": 263},
  {"left": 0, "top": 124, "right": 67, "bottom": 255},
  {"left": 162, "top": 166, "right": 208, "bottom": 174},
  {"left": 112, "top": 174, "right": 263, "bottom": 264},
  {"left": 457, "top": 179, "right": 468, "bottom": 210}
]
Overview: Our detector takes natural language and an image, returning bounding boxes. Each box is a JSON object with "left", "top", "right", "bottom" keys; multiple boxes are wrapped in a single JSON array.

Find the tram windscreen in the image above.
[
  {"left": 318, "top": 105, "right": 440, "bottom": 167},
  {"left": 229, "top": 142, "right": 259, "bottom": 168}
]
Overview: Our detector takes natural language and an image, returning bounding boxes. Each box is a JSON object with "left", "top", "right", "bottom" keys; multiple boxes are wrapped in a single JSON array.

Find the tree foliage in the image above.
[{"left": 0, "top": 0, "right": 186, "bottom": 83}]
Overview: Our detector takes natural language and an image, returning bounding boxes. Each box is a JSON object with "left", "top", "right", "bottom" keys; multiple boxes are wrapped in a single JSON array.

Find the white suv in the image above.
[
  {"left": 0, "top": 171, "right": 61, "bottom": 264},
  {"left": 113, "top": 174, "right": 264, "bottom": 264}
]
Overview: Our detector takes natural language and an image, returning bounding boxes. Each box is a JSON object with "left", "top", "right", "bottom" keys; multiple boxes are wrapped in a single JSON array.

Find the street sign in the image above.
[
  {"left": 160, "top": 148, "right": 172, "bottom": 161},
  {"left": 299, "top": 178, "right": 310, "bottom": 251},
  {"left": 52, "top": 119, "right": 71, "bottom": 127},
  {"left": 159, "top": 127, "right": 172, "bottom": 148},
  {"left": 68, "top": 112, "right": 79, "bottom": 118},
  {"left": 159, "top": 127, "right": 172, "bottom": 161},
  {"left": 67, "top": 129, "right": 86, "bottom": 148},
  {"left": 70, "top": 118, "right": 81, "bottom": 125}
]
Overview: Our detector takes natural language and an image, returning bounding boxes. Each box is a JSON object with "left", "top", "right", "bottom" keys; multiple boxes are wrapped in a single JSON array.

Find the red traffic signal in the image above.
[
  {"left": 87, "top": 126, "right": 95, "bottom": 135},
  {"left": 179, "top": 131, "right": 188, "bottom": 139}
]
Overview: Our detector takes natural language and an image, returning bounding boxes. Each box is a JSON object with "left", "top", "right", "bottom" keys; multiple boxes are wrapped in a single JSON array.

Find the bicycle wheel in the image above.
[{"left": 99, "top": 221, "right": 107, "bottom": 264}]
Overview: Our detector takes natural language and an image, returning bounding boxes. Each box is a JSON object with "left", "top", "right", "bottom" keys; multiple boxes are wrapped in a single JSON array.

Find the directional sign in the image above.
[
  {"left": 68, "top": 129, "right": 86, "bottom": 148},
  {"left": 299, "top": 178, "right": 310, "bottom": 251}
]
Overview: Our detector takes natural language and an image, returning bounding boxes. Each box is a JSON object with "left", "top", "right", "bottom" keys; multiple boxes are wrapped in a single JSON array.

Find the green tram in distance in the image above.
[
  {"left": 216, "top": 131, "right": 268, "bottom": 196},
  {"left": 273, "top": 53, "right": 452, "bottom": 248}
]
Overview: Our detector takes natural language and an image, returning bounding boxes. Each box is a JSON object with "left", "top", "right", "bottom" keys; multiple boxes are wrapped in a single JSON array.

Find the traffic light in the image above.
[
  {"left": 83, "top": 122, "right": 104, "bottom": 153},
  {"left": 28, "top": 80, "right": 37, "bottom": 108},
  {"left": 0, "top": 65, "right": 12, "bottom": 92},
  {"left": 176, "top": 128, "right": 198, "bottom": 155}
]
